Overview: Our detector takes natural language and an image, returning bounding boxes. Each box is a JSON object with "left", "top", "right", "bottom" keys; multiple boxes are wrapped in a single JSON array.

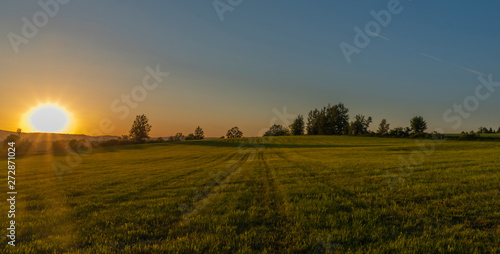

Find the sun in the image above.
[{"left": 22, "top": 103, "right": 73, "bottom": 133}]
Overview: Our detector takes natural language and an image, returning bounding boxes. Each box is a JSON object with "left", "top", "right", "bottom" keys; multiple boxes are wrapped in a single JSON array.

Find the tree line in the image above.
[
  {"left": 3, "top": 105, "right": 500, "bottom": 156},
  {"left": 262, "top": 102, "right": 500, "bottom": 140},
  {"left": 263, "top": 103, "right": 431, "bottom": 138},
  {"left": 67, "top": 115, "right": 245, "bottom": 149}
]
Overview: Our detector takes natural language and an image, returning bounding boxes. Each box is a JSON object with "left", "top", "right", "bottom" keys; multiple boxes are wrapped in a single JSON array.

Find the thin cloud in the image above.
[
  {"left": 367, "top": 31, "right": 390, "bottom": 41},
  {"left": 419, "top": 53, "right": 486, "bottom": 77},
  {"left": 459, "top": 67, "right": 486, "bottom": 77},
  {"left": 419, "top": 53, "right": 444, "bottom": 62}
]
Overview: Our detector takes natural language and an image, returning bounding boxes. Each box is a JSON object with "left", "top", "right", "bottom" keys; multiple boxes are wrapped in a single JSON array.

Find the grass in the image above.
[
  {"left": 445, "top": 133, "right": 500, "bottom": 140},
  {"left": 1, "top": 136, "right": 499, "bottom": 253}
]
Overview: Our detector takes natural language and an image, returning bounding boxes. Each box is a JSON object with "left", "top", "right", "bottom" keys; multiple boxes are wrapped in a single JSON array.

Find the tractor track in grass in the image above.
[
  {"left": 273, "top": 150, "right": 360, "bottom": 205},
  {"left": 175, "top": 152, "right": 251, "bottom": 224},
  {"left": 78, "top": 151, "right": 239, "bottom": 209},
  {"left": 70, "top": 150, "right": 243, "bottom": 249},
  {"left": 108, "top": 151, "right": 252, "bottom": 250},
  {"left": 256, "top": 151, "right": 293, "bottom": 252},
  {"left": 165, "top": 150, "right": 293, "bottom": 252}
]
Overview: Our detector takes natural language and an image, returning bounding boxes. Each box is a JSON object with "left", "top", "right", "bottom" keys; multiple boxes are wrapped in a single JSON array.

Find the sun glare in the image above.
[{"left": 22, "top": 103, "right": 73, "bottom": 133}]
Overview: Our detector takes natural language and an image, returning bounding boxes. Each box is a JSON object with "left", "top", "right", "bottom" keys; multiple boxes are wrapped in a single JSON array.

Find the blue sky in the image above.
[{"left": 1, "top": 1, "right": 499, "bottom": 136}]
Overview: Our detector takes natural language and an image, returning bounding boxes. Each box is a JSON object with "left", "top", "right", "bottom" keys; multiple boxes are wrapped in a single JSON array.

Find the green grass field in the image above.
[{"left": 1, "top": 136, "right": 499, "bottom": 253}]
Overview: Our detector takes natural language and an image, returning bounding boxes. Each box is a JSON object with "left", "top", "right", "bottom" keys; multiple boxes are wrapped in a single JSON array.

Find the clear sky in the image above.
[{"left": 1, "top": 1, "right": 499, "bottom": 137}]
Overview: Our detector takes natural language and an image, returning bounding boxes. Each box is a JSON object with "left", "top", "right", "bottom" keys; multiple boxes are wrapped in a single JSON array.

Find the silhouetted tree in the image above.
[
  {"left": 323, "top": 103, "right": 350, "bottom": 135},
  {"left": 157, "top": 137, "right": 164, "bottom": 142},
  {"left": 404, "top": 127, "right": 412, "bottom": 136},
  {"left": 498, "top": 127, "right": 500, "bottom": 134},
  {"left": 410, "top": 116, "right": 427, "bottom": 134},
  {"left": 289, "top": 115, "right": 305, "bottom": 135},
  {"left": 389, "top": 127, "right": 408, "bottom": 138},
  {"left": 349, "top": 114, "right": 372, "bottom": 135},
  {"left": 478, "top": 127, "right": 488, "bottom": 134},
  {"left": 185, "top": 133, "right": 196, "bottom": 140},
  {"left": 264, "top": 124, "right": 290, "bottom": 136},
  {"left": 307, "top": 109, "right": 322, "bottom": 135},
  {"left": 194, "top": 126, "right": 205, "bottom": 140},
  {"left": 129, "top": 114, "right": 152, "bottom": 143},
  {"left": 377, "top": 119, "right": 390, "bottom": 135},
  {"left": 306, "top": 103, "right": 349, "bottom": 135},
  {"left": 226, "top": 126, "right": 243, "bottom": 138}
]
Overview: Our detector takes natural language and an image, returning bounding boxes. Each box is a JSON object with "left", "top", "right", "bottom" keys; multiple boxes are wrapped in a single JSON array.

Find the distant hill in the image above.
[
  {"left": 0, "top": 130, "right": 222, "bottom": 143},
  {"left": 0, "top": 129, "right": 119, "bottom": 142}
]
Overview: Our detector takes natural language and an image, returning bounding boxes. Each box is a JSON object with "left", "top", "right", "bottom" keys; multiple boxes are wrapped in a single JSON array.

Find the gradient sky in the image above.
[{"left": 1, "top": 1, "right": 499, "bottom": 137}]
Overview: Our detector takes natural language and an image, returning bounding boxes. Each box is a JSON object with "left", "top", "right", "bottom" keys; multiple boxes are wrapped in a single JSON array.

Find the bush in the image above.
[
  {"left": 69, "top": 139, "right": 93, "bottom": 153},
  {"left": 226, "top": 126, "right": 243, "bottom": 138},
  {"left": 168, "top": 133, "right": 184, "bottom": 142},
  {"left": 264, "top": 124, "right": 290, "bottom": 136},
  {"left": 185, "top": 133, "right": 197, "bottom": 140},
  {"left": 459, "top": 132, "right": 479, "bottom": 141},
  {"left": 389, "top": 127, "right": 409, "bottom": 138},
  {"left": 52, "top": 140, "right": 67, "bottom": 152}
]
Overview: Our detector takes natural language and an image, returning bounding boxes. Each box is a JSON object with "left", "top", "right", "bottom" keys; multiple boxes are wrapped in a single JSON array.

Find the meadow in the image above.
[{"left": 1, "top": 136, "right": 499, "bottom": 253}]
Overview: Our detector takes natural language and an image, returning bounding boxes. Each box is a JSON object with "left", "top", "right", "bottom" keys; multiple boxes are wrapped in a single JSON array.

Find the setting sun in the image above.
[{"left": 21, "top": 103, "right": 73, "bottom": 133}]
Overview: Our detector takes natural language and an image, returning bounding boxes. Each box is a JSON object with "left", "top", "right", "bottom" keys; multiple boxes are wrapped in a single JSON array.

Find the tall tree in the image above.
[
  {"left": 289, "top": 115, "right": 305, "bottom": 135},
  {"left": 129, "top": 114, "right": 152, "bottom": 143},
  {"left": 338, "top": 103, "right": 350, "bottom": 134},
  {"left": 306, "top": 103, "right": 349, "bottom": 135},
  {"left": 410, "top": 116, "right": 427, "bottom": 134},
  {"left": 226, "top": 126, "right": 243, "bottom": 138},
  {"left": 194, "top": 126, "right": 205, "bottom": 140},
  {"left": 307, "top": 109, "right": 321, "bottom": 135},
  {"left": 349, "top": 114, "right": 372, "bottom": 135},
  {"left": 377, "top": 119, "right": 390, "bottom": 135}
]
